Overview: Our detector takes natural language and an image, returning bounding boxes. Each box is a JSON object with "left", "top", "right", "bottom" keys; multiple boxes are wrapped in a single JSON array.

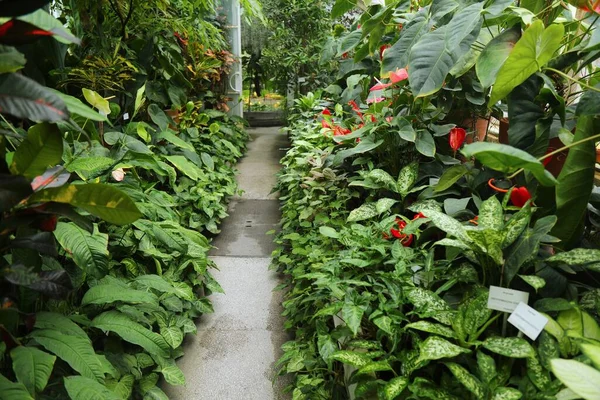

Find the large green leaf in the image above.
[
  {"left": 29, "top": 184, "right": 142, "bottom": 225},
  {"left": 408, "top": 3, "right": 483, "bottom": 97},
  {"left": 81, "top": 284, "right": 158, "bottom": 307},
  {"left": 104, "top": 132, "right": 152, "bottom": 155},
  {"left": 547, "top": 248, "right": 600, "bottom": 267},
  {"left": 382, "top": 8, "right": 430, "bottom": 72},
  {"left": 492, "top": 387, "right": 523, "bottom": 400},
  {"left": 505, "top": 215, "right": 556, "bottom": 285},
  {"left": 163, "top": 155, "right": 203, "bottom": 180},
  {"left": 51, "top": 90, "right": 107, "bottom": 122},
  {"left": 382, "top": 376, "right": 409, "bottom": 400},
  {"left": 551, "top": 359, "right": 600, "bottom": 400},
  {"left": 54, "top": 222, "right": 109, "bottom": 278},
  {"left": 478, "top": 196, "right": 503, "bottom": 230},
  {"left": 34, "top": 312, "right": 89, "bottom": 339},
  {"left": 330, "top": 350, "right": 371, "bottom": 368},
  {"left": 92, "top": 311, "right": 170, "bottom": 358},
  {"left": 30, "top": 329, "right": 105, "bottom": 382},
  {"left": 347, "top": 203, "right": 379, "bottom": 222},
  {"left": 489, "top": 21, "right": 563, "bottom": 105},
  {"left": 17, "top": 9, "right": 80, "bottom": 44},
  {"left": 476, "top": 26, "right": 520, "bottom": 89},
  {"left": 552, "top": 116, "right": 596, "bottom": 249},
  {"left": 0, "top": 73, "right": 69, "bottom": 122},
  {"left": 397, "top": 161, "right": 419, "bottom": 196},
  {"left": 413, "top": 209, "right": 471, "bottom": 243},
  {"left": 10, "top": 123, "right": 63, "bottom": 179},
  {"left": 461, "top": 142, "right": 557, "bottom": 186},
  {"left": 0, "top": 45, "right": 26, "bottom": 73},
  {"left": 10, "top": 346, "right": 55, "bottom": 395},
  {"left": 435, "top": 164, "right": 468, "bottom": 192},
  {"left": 506, "top": 75, "right": 544, "bottom": 150},
  {"left": 106, "top": 375, "right": 134, "bottom": 399},
  {"left": 157, "top": 130, "right": 194, "bottom": 151},
  {"left": 0, "top": 373, "right": 34, "bottom": 400},
  {"left": 64, "top": 376, "right": 120, "bottom": 400}
]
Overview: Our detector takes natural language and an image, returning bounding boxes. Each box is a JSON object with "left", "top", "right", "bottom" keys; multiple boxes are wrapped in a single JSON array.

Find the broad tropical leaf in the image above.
[
  {"left": 30, "top": 329, "right": 105, "bottom": 382},
  {"left": 489, "top": 21, "right": 563, "bottom": 105},
  {"left": 476, "top": 26, "right": 520, "bottom": 88},
  {"left": 54, "top": 222, "right": 109, "bottom": 278},
  {"left": 29, "top": 184, "right": 142, "bottom": 225},
  {"left": 417, "top": 336, "right": 470, "bottom": 362},
  {"left": 92, "top": 311, "right": 170, "bottom": 357},
  {"left": 10, "top": 123, "right": 63, "bottom": 179},
  {"left": 0, "top": 73, "right": 68, "bottom": 122},
  {"left": 551, "top": 359, "right": 600, "bottom": 400},
  {"left": 0, "top": 373, "right": 34, "bottom": 400},
  {"left": 64, "top": 376, "right": 120, "bottom": 400},
  {"left": 482, "top": 337, "right": 535, "bottom": 358},
  {"left": 10, "top": 346, "right": 56, "bottom": 395},
  {"left": 81, "top": 284, "right": 158, "bottom": 307}
]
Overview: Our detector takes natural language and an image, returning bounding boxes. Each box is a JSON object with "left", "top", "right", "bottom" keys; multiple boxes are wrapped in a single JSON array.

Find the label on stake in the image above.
[
  {"left": 508, "top": 302, "right": 548, "bottom": 340},
  {"left": 487, "top": 286, "right": 529, "bottom": 313}
]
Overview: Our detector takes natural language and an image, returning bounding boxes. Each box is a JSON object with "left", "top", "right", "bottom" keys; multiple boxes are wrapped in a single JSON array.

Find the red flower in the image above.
[
  {"left": 390, "top": 68, "right": 408, "bottom": 83},
  {"left": 333, "top": 125, "right": 351, "bottom": 136},
  {"left": 449, "top": 127, "right": 467, "bottom": 152},
  {"left": 469, "top": 216, "right": 479, "bottom": 225},
  {"left": 389, "top": 219, "right": 414, "bottom": 247},
  {"left": 370, "top": 81, "right": 392, "bottom": 91},
  {"left": 370, "top": 115, "right": 377, "bottom": 123},
  {"left": 322, "top": 109, "right": 331, "bottom": 116},
  {"left": 379, "top": 44, "right": 390, "bottom": 59},
  {"left": 39, "top": 215, "right": 58, "bottom": 232},
  {"left": 367, "top": 97, "right": 385, "bottom": 104},
  {"left": 412, "top": 212, "right": 426, "bottom": 220},
  {"left": 568, "top": 0, "right": 600, "bottom": 12},
  {"left": 510, "top": 187, "right": 531, "bottom": 208},
  {"left": 342, "top": 52, "right": 349, "bottom": 59},
  {"left": 348, "top": 100, "right": 364, "bottom": 120},
  {"left": 321, "top": 119, "right": 331, "bottom": 129}
]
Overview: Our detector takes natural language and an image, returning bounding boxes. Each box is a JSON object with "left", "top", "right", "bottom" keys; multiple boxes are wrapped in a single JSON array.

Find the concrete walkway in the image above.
[{"left": 165, "top": 127, "right": 290, "bottom": 400}]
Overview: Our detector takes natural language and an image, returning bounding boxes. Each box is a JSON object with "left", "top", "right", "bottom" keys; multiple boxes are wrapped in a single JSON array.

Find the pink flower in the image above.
[
  {"left": 390, "top": 68, "right": 408, "bottom": 83},
  {"left": 367, "top": 97, "right": 385, "bottom": 104},
  {"left": 112, "top": 168, "right": 126, "bottom": 182},
  {"left": 370, "top": 82, "right": 392, "bottom": 91}
]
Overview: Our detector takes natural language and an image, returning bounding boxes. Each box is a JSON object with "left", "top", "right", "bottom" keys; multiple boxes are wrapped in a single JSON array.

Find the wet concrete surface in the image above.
[{"left": 165, "top": 127, "right": 291, "bottom": 400}]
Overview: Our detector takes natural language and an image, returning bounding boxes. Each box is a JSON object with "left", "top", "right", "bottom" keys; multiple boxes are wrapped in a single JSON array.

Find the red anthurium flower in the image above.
[
  {"left": 342, "top": 52, "right": 349, "bottom": 59},
  {"left": 469, "top": 216, "right": 479, "bottom": 225},
  {"left": 321, "top": 119, "right": 331, "bottom": 129},
  {"left": 412, "top": 212, "right": 426, "bottom": 220},
  {"left": 39, "top": 215, "right": 58, "bottom": 232},
  {"left": 542, "top": 147, "right": 554, "bottom": 166},
  {"left": 389, "top": 219, "right": 414, "bottom": 247},
  {"left": 568, "top": 0, "right": 600, "bottom": 12},
  {"left": 322, "top": 109, "right": 331, "bottom": 116},
  {"left": 379, "top": 44, "right": 390, "bottom": 59},
  {"left": 333, "top": 125, "right": 351, "bottom": 136},
  {"left": 510, "top": 187, "right": 531, "bottom": 208},
  {"left": 370, "top": 81, "right": 392, "bottom": 91},
  {"left": 390, "top": 68, "right": 409, "bottom": 83},
  {"left": 370, "top": 115, "right": 377, "bottom": 123},
  {"left": 449, "top": 127, "right": 467, "bottom": 152},
  {"left": 348, "top": 100, "right": 364, "bottom": 120}
]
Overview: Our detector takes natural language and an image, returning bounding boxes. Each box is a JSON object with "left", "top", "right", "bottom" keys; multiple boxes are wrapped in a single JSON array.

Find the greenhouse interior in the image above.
[{"left": 2, "top": 0, "right": 600, "bottom": 399}]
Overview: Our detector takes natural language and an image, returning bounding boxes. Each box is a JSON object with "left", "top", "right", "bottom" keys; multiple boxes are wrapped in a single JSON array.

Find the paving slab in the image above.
[{"left": 210, "top": 199, "right": 280, "bottom": 257}]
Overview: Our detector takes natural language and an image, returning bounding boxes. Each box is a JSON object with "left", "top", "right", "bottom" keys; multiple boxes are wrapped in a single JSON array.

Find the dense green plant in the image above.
[{"left": 1, "top": 2, "right": 249, "bottom": 399}]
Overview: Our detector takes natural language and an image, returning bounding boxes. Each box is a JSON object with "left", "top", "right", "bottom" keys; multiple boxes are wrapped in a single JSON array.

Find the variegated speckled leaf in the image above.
[
  {"left": 478, "top": 195, "right": 503, "bottom": 230},
  {"left": 406, "top": 288, "right": 454, "bottom": 325},
  {"left": 347, "top": 203, "right": 379, "bottom": 222},
  {"left": 355, "top": 360, "right": 393, "bottom": 376},
  {"left": 492, "top": 387, "right": 523, "bottom": 400},
  {"left": 537, "top": 331, "right": 560, "bottom": 370},
  {"left": 547, "top": 248, "right": 600, "bottom": 267},
  {"left": 435, "top": 238, "right": 471, "bottom": 250},
  {"left": 482, "top": 337, "right": 535, "bottom": 358},
  {"left": 376, "top": 198, "right": 397, "bottom": 214},
  {"left": 417, "top": 209, "right": 472, "bottom": 243},
  {"left": 409, "top": 199, "right": 443, "bottom": 213},
  {"left": 467, "top": 229, "right": 504, "bottom": 265},
  {"left": 409, "top": 377, "right": 461, "bottom": 400},
  {"left": 417, "top": 336, "right": 470, "bottom": 362},
  {"left": 382, "top": 376, "right": 408, "bottom": 400},
  {"left": 518, "top": 275, "right": 545, "bottom": 291},
  {"left": 502, "top": 202, "right": 532, "bottom": 248},
  {"left": 461, "top": 289, "right": 492, "bottom": 338},
  {"left": 527, "top": 355, "right": 551, "bottom": 391},
  {"left": 397, "top": 162, "right": 419, "bottom": 197},
  {"left": 445, "top": 362, "right": 485, "bottom": 400},
  {"left": 330, "top": 350, "right": 371, "bottom": 368},
  {"left": 477, "top": 350, "right": 497, "bottom": 384},
  {"left": 367, "top": 169, "right": 398, "bottom": 192},
  {"left": 405, "top": 321, "right": 457, "bottom": 339}
]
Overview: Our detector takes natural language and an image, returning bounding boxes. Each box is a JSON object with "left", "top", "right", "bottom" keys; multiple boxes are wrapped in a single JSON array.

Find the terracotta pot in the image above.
[
  {"left": 499, "top": 118, "right": 509, "bottom": 144},
  {"left": 461, "top": 117, "right": 490, "bottom": 143},
  {"left": 596, "top": 148, "right": 600, "bottom": 164}
]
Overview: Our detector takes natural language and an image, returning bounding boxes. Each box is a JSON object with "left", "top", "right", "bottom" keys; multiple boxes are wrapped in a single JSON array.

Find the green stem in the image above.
[
  {"left": 545, "top": 67, "right": 600, "bottom": 94},
  {"left": 0, "top": 114, "right": 19, "bottom": 136},
  {"left": 507, "top": 132, "right": 600, "bottom": 180}
]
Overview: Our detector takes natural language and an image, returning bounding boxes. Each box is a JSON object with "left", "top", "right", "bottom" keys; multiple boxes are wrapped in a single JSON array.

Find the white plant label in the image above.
[
  {"left": 123, "top": 112, "right": 130, "bottom": 120},
  {"left": 508, "top": 302, "right": 548, "bottom": 340},
  {"left": 487, "top": 286, "right": 529, "bottom": 313}
]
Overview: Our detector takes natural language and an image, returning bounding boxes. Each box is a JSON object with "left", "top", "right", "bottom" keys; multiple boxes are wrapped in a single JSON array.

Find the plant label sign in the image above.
[
  {"left": 508, "top": 302, "right": 549, "bottom": 340},
  {"left": 487, "top": 286, "right": 529, "bottom": 313}
]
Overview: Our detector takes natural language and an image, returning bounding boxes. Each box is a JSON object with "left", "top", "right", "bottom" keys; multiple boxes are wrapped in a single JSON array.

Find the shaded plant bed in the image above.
[{"left": 245, "top": 111, "right": 286, "bottom": 127}]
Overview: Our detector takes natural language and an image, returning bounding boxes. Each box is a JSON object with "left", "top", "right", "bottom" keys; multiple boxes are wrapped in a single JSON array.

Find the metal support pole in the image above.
[{"left": 222, "top": 0, "right": 243, "bottom": 117}]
